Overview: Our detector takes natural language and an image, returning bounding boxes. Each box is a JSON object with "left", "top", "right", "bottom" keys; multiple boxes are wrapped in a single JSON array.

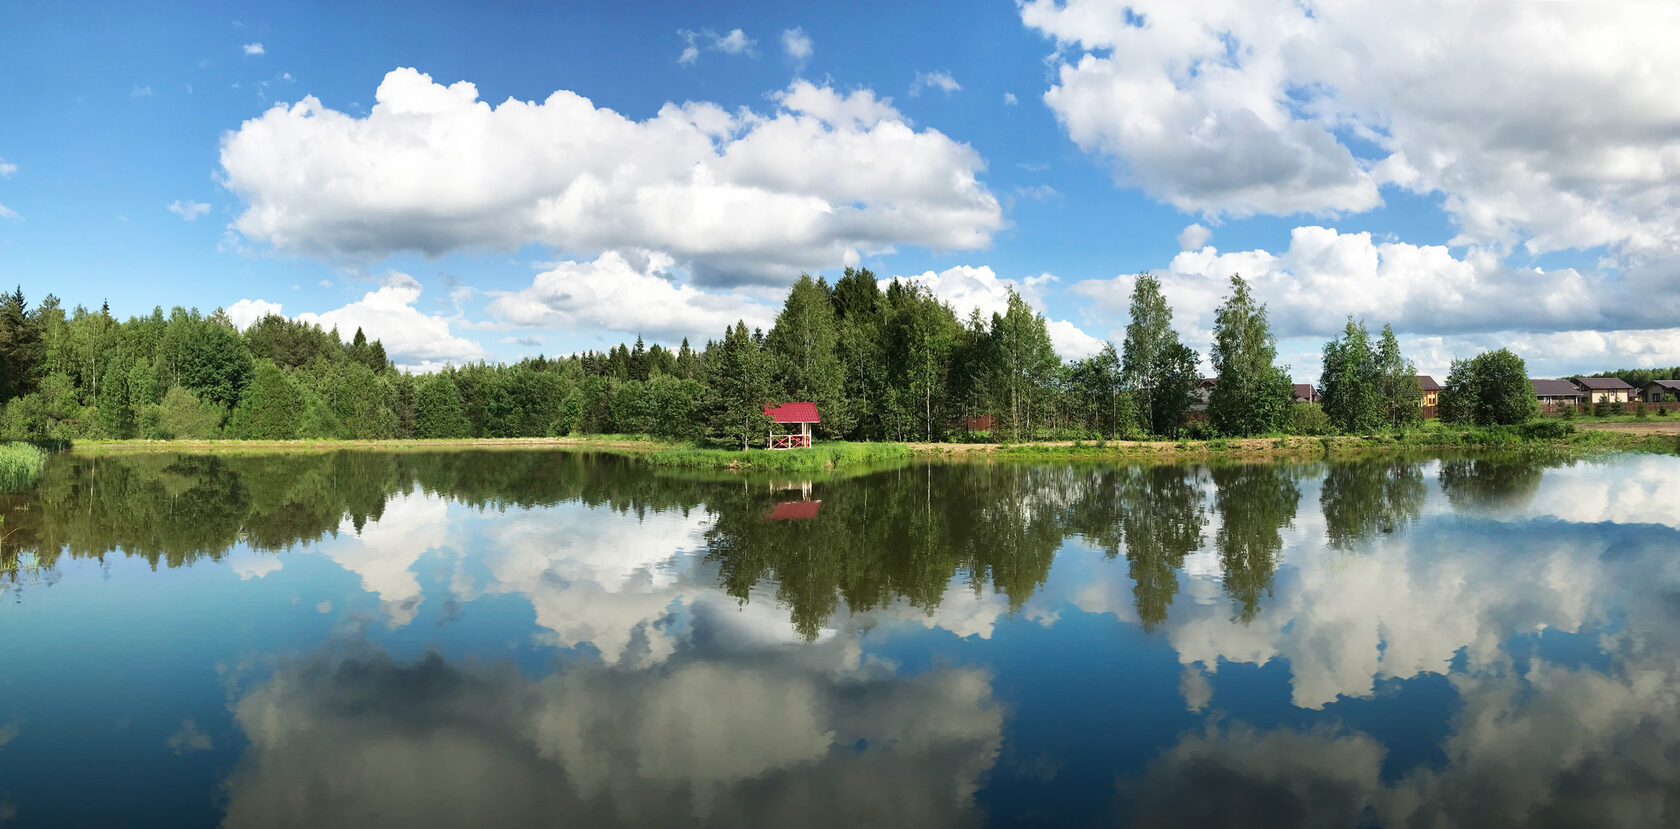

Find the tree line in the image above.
[{"left": 0, "top": 271, "right": 1574, "bottom": 446}]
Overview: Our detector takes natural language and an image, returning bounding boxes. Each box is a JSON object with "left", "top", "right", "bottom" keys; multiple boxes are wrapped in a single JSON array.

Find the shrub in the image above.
[
  {"left": 0, "top": 442, "right": 46, "bottom": 492},
  {"left": 1285, "top": 402, "right": 1332, "bottom": 436},
  {"left": 1594, "top": 400, "right": 1609, "bottom": 417},
  {"left": 1659, "top": 405, "right": 1670, "bottom": 417},
  {"left": 1517, "top": 420, "right": 1575, "bottom": 441},
  {"left": 1608, "top": 400, "right": 1625, "bottom": 416},
  {"left": 1559, "top": 405, "right": 1575, "bottom": 420}
]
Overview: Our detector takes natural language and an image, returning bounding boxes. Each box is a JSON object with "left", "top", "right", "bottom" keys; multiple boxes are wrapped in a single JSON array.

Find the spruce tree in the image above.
[{"left": 766, "top": 275, "right": 846, "bottom": 435}]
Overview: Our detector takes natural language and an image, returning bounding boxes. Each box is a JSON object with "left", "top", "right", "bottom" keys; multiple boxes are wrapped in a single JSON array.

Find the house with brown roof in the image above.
[
  {"left": 1531, "top": 379, "right": 1583, "bottom": 414},
  {"left": 1292, "top": 383, "right": 1318, "bottom": 404},
  {"left": 1417, "top": 375, "right": 1441, "bottom": 418},
  {"left": 1572, "top": 377, "right": 1634, "bottom": 404},
  {"left": 1644, "top": 380, "right": 1680, "bottom": 404}
]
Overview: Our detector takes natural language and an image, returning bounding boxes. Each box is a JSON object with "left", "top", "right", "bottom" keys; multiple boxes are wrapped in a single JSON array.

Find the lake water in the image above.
[{"left": 1, "top": 450, "right": 1678, "bottom": 827}]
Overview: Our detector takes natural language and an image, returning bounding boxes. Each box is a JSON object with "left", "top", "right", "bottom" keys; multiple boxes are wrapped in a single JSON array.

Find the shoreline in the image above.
[{"left": 56, "top": 422, "right": 1680, "bottom": 471}]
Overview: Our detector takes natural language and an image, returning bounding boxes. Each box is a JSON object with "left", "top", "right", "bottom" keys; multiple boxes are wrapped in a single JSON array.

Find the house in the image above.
[
  {"left": 1292, "top": 383, "right": 1319, "bottom": 404},
  {"left": 763, "top": 402, "right": 820, "bottom": 449},
  {"left": 1571, "top": 376, "right": 1634, "bottom": 404},
  {"left": 1417, "top": 375, "right": 1441, "bottom": 418},
  {"left": 1643, "top": 380, "right": 1680, "bottom": 404},
  {"left": 1188, "top": 378, "right": 1216, "bottom": 412},
  {"left": 1417, "top": 376, "right": 1441, "bottom": 407},
  {"left": 1531, "top": 378, "right": 1583, "bottom": 413}
]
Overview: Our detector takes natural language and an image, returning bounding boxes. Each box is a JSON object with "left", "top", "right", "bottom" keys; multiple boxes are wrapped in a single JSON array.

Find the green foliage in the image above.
[
  {"left": 1517, "top": 420, "right": 1575, "bottom": 440},
  {"left": 227, "top": 361, "right": 304, "bottom": 440},
  {"left": 157, "top": 386, "right": 224, "bottom": 439},
  {"left": 1441, "top": 349, "right": 1539, "bottom": 426},
  {"left": 97, "top": 357, "right": 134, "bottom": 438},
  {"left": 767, "top": 275, "right": 848, "bottom": 437},
  {"left": 1208, "top": 275, "right": 1292, "bottom": 437},
  {"left": 414, "top": 373, "right": 470, "bottom": 439},
  {"left": 1122, "top": 272, "right": 1198, "bottom": 435},
  {"left": 1285, "top": 402, "right": 1333, "bottom": 435},
  {"left": 0, "top": 442, "right": 46, "bottom": 492},
  {"left": 1320, "top": 317, "right": 1383, "bottom": 433},
  {"left": 986, "top": 288, "right": 1060, "bottom": 441},
  {"left": 706, "top": 321, "right": 774, "bottom": 449}
]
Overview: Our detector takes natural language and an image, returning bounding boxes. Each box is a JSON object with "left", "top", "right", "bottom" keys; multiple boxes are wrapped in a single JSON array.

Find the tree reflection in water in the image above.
[{"left": 2, "top": 450, "right": 1562, "bottom": 634}]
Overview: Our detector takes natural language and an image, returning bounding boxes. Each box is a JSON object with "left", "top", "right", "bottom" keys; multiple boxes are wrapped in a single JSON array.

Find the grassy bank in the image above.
[
  {"left": 67, "top": 435, "right": 910, "bottom": 473},
  {"left": 68, "top": 435, "right": 680, "bottom": 457},
  {"left": 646, "top": 441, "right": 910, "bottom": 472},
  {"left": 916, "top": 422, "right": 1679, "bottom": 462},
  {"left": 62, "top": 421, "right": 1676, "bottom": 473},
  {"left": 0, "top": 442, "right": 47, "bottom": 492}
]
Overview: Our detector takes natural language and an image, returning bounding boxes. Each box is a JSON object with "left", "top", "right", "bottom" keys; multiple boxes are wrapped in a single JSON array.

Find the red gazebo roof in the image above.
[
  {"left": 766, "top": 501, "right": 822, "bottom": 520},
  {"left": 763, "top": 402, "right": 820, "bottom": 423}
]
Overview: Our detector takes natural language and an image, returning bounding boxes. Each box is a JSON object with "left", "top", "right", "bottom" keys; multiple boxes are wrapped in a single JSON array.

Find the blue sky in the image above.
[{"left": 3, "top": 0, "right": 1678, "bottom": 377}]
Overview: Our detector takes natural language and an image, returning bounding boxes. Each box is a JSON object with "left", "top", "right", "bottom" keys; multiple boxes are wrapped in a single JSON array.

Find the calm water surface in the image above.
[{"left": 2, "top": 450, "right": 1678, "bottom": 827}]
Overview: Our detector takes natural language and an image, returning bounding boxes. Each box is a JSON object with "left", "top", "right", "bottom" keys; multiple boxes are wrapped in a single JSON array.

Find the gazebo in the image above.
[{"left": 763, "top": 402, "right": 820, "bottom": 449}]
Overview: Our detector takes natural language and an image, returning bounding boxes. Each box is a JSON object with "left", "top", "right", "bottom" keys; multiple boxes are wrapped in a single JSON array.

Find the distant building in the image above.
[
  {"left": 1571, "top": 377, "right": 1634, "bottom": 404},
  {"left": 1292, "top": 383, "right": 1319, "bottom": 404},
  {"left": 1417, "top": 375, "right": 1441, "bottom": 418},
  {"left": 1644, "top": 380, "right": 1680, "bottom": 404},
  {"left": 1188, "top": 378, "right": 1216, "bottom": 412},
  {"left": 1532, "top": 378, "right": 1583, "bottom": 413},
  {"left": 763, "top": 402, "right": 820, "bottom": 449}
]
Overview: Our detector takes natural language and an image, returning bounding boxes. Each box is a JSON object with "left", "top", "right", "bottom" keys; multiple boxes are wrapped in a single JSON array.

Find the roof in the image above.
[
  {"left": 1574, "top": 376, "right": 1634, "bottom": 390},
  {"left": 765, "top": 501, "right": 822, "bottom": 520},
  {"left": 1292, "top": 383, "right": 1316, "bottom": 401},
  {"left": 1647, "top": 379, "right": 1680, "bottom": 392},
  {"left": 1531, "top": 379, "right": 1581, "bottom": 396},
  {"left": 1417, "top": 375, "right": 1442, "bottom": 391},
  {"left": 763, "top": 402, "right": 820, "bottom": 423}
]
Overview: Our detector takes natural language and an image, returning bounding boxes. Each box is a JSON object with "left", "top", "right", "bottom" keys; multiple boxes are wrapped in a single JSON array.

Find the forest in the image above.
[{"left": 0, "top": 269, "right": 1598, "bottom": 447}]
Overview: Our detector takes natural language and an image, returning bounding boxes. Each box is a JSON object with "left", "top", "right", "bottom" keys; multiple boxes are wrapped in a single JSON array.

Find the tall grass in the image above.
[
  {"left": 0, "top": 442, "right": 46, "bottom": 492},
  {"left": 647, "top": 442, "right": 910, "bottom": 471}
]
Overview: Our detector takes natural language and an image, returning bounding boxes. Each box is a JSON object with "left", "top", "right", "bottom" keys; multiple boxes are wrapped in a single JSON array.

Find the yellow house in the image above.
[{"left": 1572, "top": 377, "right": 1633, "bottom": 404}]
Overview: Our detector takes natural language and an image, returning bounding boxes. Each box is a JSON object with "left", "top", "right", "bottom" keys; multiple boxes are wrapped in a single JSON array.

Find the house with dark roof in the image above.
[
  {"left": 1571, "top": 377, "right": 1634, "bottom": 404},
  {"left": 1644, "top": 380, "right": 1680, "bottom": 404},
  {"left": 1417, "top": 375, "right": 1442, "bottom": 418},
  {"left": 1417, "top": 376, "right": 1441, "bottom": 407},
  {"left": 1292, "top": 383, "right": 1318, "bottom": 404},
  {"left": 763, "top": 402, "right": 819, "bottom": 449},
  {"left": 1532, "top": 379, "right": 1583, "bottom": 413}
]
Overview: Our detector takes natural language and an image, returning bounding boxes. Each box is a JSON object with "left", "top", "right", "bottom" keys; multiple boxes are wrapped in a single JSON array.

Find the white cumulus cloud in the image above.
[
  {"left": 487, "top": 251, "right": 778, "bottom": 345},
  {"left": 892, "top": 265, "right": 1105, "bottom": 359},
  {"left": 218, "top": 69, "right": 1002, "bottom": 286},
  {"left": 242, "top": 42, "right": 264, "bottom": 55},
  {"left": 229, "top": 274, "right": 486, "bottom": 370},
  {"left": 1022, "top": 0, "right": 1680, "bottom": 263}
]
